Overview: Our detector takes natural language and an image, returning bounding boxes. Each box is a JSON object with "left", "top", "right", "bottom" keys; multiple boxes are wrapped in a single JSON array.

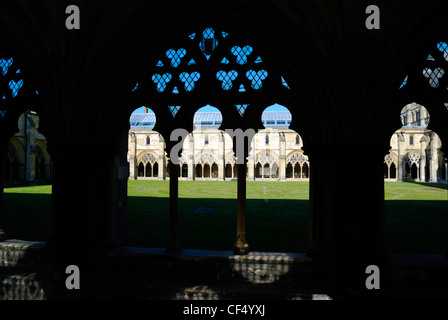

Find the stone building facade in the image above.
[
  {"left": 128, "top": 104, "right": 447, "bottom": 183},
  {"left": 2, "top": 104, "right": 446, "bottom": 186},
  {"left": 3, "top": 112, "right": 51, "bottom": 187}
]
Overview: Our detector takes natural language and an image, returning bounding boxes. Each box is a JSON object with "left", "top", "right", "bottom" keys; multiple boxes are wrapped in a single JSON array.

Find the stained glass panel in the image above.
[
  {"left": 0, "top": 58, "right": 13, "bottom": 75},
  {"left": 152, "top": 73, "right": 172, "bottom": 92},
  {"left": 169, "top": 106, "right": 182, "bottom": 117},
  {"left": 231, "top": 46, "right": 253, "bottom": 65},
  {"left": 180, "top": 72, "right": 201, "bottom": 91},
  {"left": 246, "top": 70, "right": 268, "bottom": 90},
  {"left": 216, "top": 70, "right": 238, "bottom": 90},
  {"left": 166, "top": 49, "right": 187, "bottom": 68},
  {"left": 9, "top": 79, "right": 23, "bottom": 97},
  {"left": 423, "top": 68, "right": 444, "bottom": 88}
]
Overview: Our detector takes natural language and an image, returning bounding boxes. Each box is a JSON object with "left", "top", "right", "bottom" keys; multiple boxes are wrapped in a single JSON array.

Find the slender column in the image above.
[
  {"left": 167, "top": 160, "right": 180, "bottom": 253},
  {"left": 234, "top": 161, "right": 249, "bottom": 255},
  {"left": 0, "top": 148, "right": 6, "bottom": 241}
]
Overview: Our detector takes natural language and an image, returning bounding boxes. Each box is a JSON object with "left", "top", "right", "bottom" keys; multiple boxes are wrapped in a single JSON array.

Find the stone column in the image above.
[
  {"left": 128, "top": 132, "right": 137, "bottom": 180},
  {"left": 158, "top": 134, "right": 165, "bottom": 180},
  {"left": 279, "top": 132, "right": 286, "bottom": 181},
  {"left": 188, "top": 133, "right": 194, "bottom": 181},
  {"left": 307, "top": 142, "right": 387, "bottom": 290},
  {"left": 167, "top": 160, "right": 180, "bottom": 253},
  {"left": 234, "top": 161, "right": 249, "bottom": 255},
  {"left": 430, "top": 137, "right": 438, "bottom": 183},
  {"left": 218, "top": 132, "right": 224, "bottom": 180}
]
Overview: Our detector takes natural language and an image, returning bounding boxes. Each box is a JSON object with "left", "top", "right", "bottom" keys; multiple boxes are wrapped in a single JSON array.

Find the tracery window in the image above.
[
  {"left": 131, "top": 27, "right": 291, "bottom": 119},
  {"left": 1, "top": 57, "right": 28, "bottom": 118}
]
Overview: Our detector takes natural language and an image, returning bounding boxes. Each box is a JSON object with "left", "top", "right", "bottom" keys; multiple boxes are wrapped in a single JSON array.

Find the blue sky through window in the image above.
[{"left": 132, "top": 103, "right": 287, "bottom": 114}]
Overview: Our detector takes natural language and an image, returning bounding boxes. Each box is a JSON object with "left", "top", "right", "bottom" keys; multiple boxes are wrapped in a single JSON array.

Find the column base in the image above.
[{"left": 234, "top": 241, "right": 250, "bottom": 255}]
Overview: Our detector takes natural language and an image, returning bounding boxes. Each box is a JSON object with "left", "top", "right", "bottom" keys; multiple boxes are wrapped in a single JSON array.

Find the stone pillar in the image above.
[
  {"left": 218, "top": 133, "right": 224, "bottom": 180},
  {"left": 167, "top": 160, "right": 180, "bottom": 253},
  {"left": 247, "top": 138, "right": 255, "bottom": 181},
  {"left": 188, "top": 133, "right": 195, "bottom": 181},
  {"left": 307, "top": 142, "right": 387, "bottom": 290},
  {"left": 158, "top": 134, "right": 165, "bottom": 180},
  {"left": 430, "top": 137, "right": 438, "bottom": 183},
  {"left": 445, "top": 161, "right": 448, "bottom": 184},
  {"left": 234, "top": 161, "right": 249, "bottom": 255},
  {"left": 128, "top": 132, "right": 137, "bottom": 180},
  {"left": 279, "top": 132, "right": 286, "bottom": 181},
  {"left": 420, "top": 155, "right": 426, "bottom": 182}
]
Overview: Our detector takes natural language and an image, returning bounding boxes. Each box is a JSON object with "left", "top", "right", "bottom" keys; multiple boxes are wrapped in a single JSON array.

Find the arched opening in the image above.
[
  {"left": 125, "top": 27, "right": 306, "bottom": 255},
  {"left": 302, "top": 163, "right": 309, "bottom": 179},
  {"left": 390, "top": 163, "right": 397, "bottom": 179},
  {"left": 204, "top": 164, "right": 211, "bottom": 178},
  {"left": 181, "top": 164, "right": 188, "bottom": 178},
  {"left": 138, "top": 163, "right": 144, "bottom": 177},
  {"left": 195, "top": 164, "right": 202, "bottom": 178},
  {"left": 225, "top": 164, "right": 233, "bottom": 178},
  {"left": 385, "top": 100, "right": 447, "bottom": 255},
  {"left": 286, "top": 163, "right": 293, "bottom": 179}
]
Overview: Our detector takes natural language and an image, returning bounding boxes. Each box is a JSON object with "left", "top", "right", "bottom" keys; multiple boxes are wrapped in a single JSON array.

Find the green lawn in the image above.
[{"left": 2, "top": 181, "right": 448, "bottom": 254}]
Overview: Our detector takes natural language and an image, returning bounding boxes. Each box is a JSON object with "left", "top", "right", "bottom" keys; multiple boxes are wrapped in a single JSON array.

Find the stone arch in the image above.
[
  {"left": 136, "top": 151, "right": 159, "bottom": 178},
  {"left": 286, "top": 151, "right": 310, "bottom": 179}
]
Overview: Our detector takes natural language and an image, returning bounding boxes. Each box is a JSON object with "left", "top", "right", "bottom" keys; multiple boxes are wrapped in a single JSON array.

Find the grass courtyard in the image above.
[{"left": 2, "top": 181, "right": 448, "bottom": 254}]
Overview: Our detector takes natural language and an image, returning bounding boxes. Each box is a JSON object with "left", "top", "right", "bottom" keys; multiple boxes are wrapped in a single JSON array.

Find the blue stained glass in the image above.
[
  {"left": 169, "top": 106, "right": 182, "bottom": 117},
  {"left": 222, "top": 31, "right": 229, "bottom": 38},
  {"left": 9, "top": 79, "right": 23, "bottom": 97},
  {"left": 216, "top": 70, "right": 238, "bottom": 90},
  {"left": 0, "top": 58, "right": 13, "bottom": 75},
  {"left": 231, "top": 46, "right": 253, "bottom": 65},
  {"left": 188, "top": 59, "right": 196, "bottom": 65},
  {"left": 152, "top": 73, "right": 172, "bottom": 92},
  {"left": 281, "top": 76, "right": 290, "bottom": 90},
  {"left": 239, "top": 84, "right": 246, "bottom": 92},
  {"left": 399, "top": 75, "right": 408, "bottom": 89},
  {"left": 246, "top": 70, "right": 268, "bottom": 90},
  {"left": 132, "top": 83, "right": 139, "bottom": 92},
  {"left": 180, "top": 72, "right": 201, "bottom": 91},
  {"left": 16, "top": 69, "right": 21, "bottom": 73},
  {"left": 235, "top": 104, "right": 249, "bottom": 117},
  {"left": 1, "top": 96, "right": 5, "bottom": 100},
  {"left": 203, "top": 28, "right": 215, "bottom": 39},
  {"left": 166, "top": 49, "right": 187, "bottom": 67},
  {"left": 173, "top": 86, "right": 179, "bottom": 94},
  {"left": 437, "top": 42, "right": 448, "bottom": 61},
  {"left": 156, "top": 60, "right": 164, "bottom": 67},
  {"left": 221, "top": 58, "right": 230, "bottom": 64},
  {"left": 255, "top": 57, "right": 263, "bottom": 64},
  {"left": 200, "top": 28, "right": 218, "bottom": 59},
  {"left": 0, "top": 110, "right": 6, "bottom": 118},
  {"left": 189, "top": 33, "right": 196, "bottom": 40}
]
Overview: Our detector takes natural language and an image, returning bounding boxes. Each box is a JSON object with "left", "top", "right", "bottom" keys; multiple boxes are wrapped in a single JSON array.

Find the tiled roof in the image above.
[{"left": 130, "top": 111, "right": 292, "bottom": 130}]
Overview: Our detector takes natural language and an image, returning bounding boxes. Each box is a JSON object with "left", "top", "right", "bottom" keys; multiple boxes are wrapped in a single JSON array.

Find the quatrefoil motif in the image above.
[
  {"left": 231, "top": 46, "right": 253, "bottom": 65},
  {"left": 166, "top": 49, "right": 187, "bottom": 68},
  {"left": 0, "top": 58, "right": 13, "bottom": 75},
  {"left": 152, "top": 73, "right": 172, "bottom": 92},
  {"left": 423, "top": 68, "right": 444, "bottom": 88},
  {"left": 180, "top": 72, "right": 201, "bottom": 92},
  {"left": 246, "top": 70, "right": 268, "bottom": 90},
  {"left": 216, "top": 70, "right": 238, "bottom": 90}
]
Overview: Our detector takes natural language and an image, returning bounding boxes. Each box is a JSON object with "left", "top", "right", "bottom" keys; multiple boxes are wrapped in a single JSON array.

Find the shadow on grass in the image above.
[
  {"left": 407, "top": 182, "right": 448, "bottom": 192},
  {"left": 3, "top": 193, "right": 448, "bottom": 254}
]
